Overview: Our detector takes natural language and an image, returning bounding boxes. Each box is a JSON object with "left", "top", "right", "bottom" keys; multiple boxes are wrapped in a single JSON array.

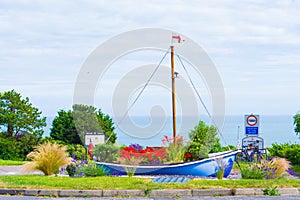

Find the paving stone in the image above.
[
  {"left": 102, "top": 189, "right": 144, "bottom": 197},
  {"left": 233, "top": 188, "right": 264, "bottom": 196},
  {"left": 58, "top": 190, "right": 103, "bottom": 197},
  {"left": 192, "top": 189, "right": 233, "bottom": 197},
  {"left": 0, "top": 188, "right": 25, "bottom": 195},
  {"left": 278, "top": 188, "right": 299, "bottom": 195},
  {"left": 149, "top": 189, "right": 192, "bottom": 198}
]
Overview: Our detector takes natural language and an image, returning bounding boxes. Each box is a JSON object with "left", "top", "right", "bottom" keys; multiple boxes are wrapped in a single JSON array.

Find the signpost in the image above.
[{"left": 244, "top": 114, "right": 259, "bottom": 135}]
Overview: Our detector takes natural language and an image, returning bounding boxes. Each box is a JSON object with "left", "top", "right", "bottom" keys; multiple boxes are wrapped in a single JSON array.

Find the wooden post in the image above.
[{"left": 171, "top": 46, "right": 177, "bottom": 143}]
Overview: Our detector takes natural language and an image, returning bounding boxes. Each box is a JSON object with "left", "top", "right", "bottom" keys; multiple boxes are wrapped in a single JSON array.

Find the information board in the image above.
[{"left": 84, "top": 132, "right": 105, "bottom": 147}]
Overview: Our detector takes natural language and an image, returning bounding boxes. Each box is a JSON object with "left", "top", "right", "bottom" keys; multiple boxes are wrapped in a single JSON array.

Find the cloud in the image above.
[{"left": 0, "top": 0, "right": 299, "bottom": 116}]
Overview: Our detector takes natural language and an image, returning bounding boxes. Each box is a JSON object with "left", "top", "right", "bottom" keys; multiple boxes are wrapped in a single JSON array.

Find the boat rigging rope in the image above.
[
  {"left": 106, "top": 48, "right": 171, "bottom": 143},
  {"left": 176, "top": 53, "right": 230, "bottom": 149}
]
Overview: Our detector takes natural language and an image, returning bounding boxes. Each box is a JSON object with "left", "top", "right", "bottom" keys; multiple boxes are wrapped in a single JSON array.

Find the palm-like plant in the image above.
[{"left": 23, "top": 142, "right": 71, "bottom": 176}]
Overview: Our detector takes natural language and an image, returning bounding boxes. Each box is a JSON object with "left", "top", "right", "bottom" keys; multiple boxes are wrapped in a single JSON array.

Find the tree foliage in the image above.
[
  {"left": 0, "top": 90, "right": 46, "bottom": 160},
  {"left": 0, "top": 90, "right": 46, "bottom": 138},
  {"left": 50, "top": 104, "right": 117, "bottom": 145},
  {"left": 50, "top": 110, "right": 81, "bottom": 144},
  {"left": 268, "top": 143, "right": 300, "bottom": 165},
  {"left": 92, "top": 143, "right": 120, "bottom": 162},
  {"left": 184, "top": 120, "right": 221, "bottom": 161},
  {"left": 294, "top": 112, "right": 300, "bottom": 136}
]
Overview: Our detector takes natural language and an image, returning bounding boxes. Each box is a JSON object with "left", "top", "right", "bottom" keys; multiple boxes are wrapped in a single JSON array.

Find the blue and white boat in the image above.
[{"left": 97, "top": 150, "right": 238, "bottom": 177}]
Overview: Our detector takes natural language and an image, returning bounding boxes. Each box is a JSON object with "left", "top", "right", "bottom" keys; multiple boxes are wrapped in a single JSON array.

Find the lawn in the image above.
[
  {"left": 0, "top": 159, "right": 299, "bottom": 190},
  {"left": 0, "top": 160, "right": 27, "bottom": 166},
  {"left": 0, "top": 175, "right": 299, "bottom": 190}
]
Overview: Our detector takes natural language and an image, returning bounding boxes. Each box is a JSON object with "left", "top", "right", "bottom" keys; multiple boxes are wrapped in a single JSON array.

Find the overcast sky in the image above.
[{"left": 1, "top": 0, "right": 300, "bottom": 118}]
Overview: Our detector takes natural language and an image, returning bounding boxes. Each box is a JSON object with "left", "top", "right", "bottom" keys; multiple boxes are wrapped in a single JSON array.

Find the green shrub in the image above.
[
  {"left": 92, "top": 143, "right": 120, "bottom": 162},
  {"left": 221, "top": 145, "right": 237, "bottom": 151},
  {"left": 0, "top": 134, "right": 42, "bottom": 161},
  {"left": 292, "top": 165, "right": 300, "bottom": 173},
  {"left": 65, "top": 159, "right": 106, "bottom": 177},
  {"left": 241, "top": 166, "right": 265, "bottom": 179},
  {"left": 66, "top": 163, "right": 77, "bottom": 177},
  {"left": 16, "top": 134, "right": 43, "bottom": 160},
  {"left": 0, "top": 137, "right": 20, "bottom": 160},
  {"left": 268, "top": 143, "right": 300, "bottom": 165},
  {"left": 66, "top": 144, "right": 86, "bottom": 160},
  {"left": 81, "top": 162, "right": 107, "bottom": 177},
  {"left": 41, "top": 136, "right": 66, "bottom": 145},
  {"left": 184, "top": 121, "right": 221, "bottom": 161}
]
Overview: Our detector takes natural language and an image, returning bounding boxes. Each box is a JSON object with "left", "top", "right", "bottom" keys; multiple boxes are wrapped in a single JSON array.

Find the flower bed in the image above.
[{"left": 120, "top": 144, "right": 167, "bottom": 165}]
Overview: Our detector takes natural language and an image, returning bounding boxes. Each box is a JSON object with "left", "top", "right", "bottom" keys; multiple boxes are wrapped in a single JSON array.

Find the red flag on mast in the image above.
[{"left": 172, "top": 34, "right": 185, "bottom": 44}]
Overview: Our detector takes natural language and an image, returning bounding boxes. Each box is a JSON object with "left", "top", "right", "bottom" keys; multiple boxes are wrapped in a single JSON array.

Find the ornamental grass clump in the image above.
[
  {"left": 214, "top": 157, "right": 228, "bottom": 180},
  {"left": 267, "top": 157, "right": 290, "bottom": 178},
  {"left": 23, "top": 142, "right": 71, "bottom": 176},
  {"left": 118, "top": 148, "right": 143, "bottom": 177},
  {"left": 162, "top": 135, "right": 186, "bottom": 163},
  {"left": 241, "top": 157, "right": 291, "bottom": 179}
]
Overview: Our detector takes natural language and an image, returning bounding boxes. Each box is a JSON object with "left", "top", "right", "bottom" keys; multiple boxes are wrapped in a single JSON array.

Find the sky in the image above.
[{"left": 1, "top": 0, "right": 300, "bottom": 119}]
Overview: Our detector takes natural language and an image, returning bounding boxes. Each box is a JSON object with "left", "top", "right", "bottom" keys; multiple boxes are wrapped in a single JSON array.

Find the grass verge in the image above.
[
  {"left": 0, "top": 175, "right": 299, "bottom": 190},
  {"left": 0, "top": 160, "right": 27, "bottom": 166}
]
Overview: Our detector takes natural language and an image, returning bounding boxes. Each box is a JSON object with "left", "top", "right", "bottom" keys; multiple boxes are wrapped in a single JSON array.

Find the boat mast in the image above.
[{"left": 171, "top": 46, "right": 177, "bottom": 143}]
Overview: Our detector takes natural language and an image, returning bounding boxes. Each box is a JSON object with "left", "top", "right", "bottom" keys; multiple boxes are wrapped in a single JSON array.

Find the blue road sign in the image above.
[{"left": 245, "top": 127, "right": 258, "bottom": 135}]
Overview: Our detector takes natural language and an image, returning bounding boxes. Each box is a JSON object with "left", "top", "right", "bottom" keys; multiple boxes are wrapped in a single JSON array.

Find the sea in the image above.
[{"left": 44, "top": 115, "right": 299, "bottom": 148}]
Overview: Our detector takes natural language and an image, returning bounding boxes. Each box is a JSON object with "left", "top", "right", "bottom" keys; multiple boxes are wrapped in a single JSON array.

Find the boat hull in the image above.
[{"left": 96, "top": 150, "right": 238, "bottom": 177}]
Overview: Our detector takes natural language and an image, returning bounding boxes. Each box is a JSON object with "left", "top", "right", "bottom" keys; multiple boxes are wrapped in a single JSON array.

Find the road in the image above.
[
  {"left": 0, "top": 166, "right": 42, "bottom": 175},
  {"left": 1, "top": 195, "right": 300, "bottom": 200}
]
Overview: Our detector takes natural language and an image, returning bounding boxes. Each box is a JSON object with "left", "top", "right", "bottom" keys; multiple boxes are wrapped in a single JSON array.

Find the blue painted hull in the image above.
[{"left": 96, "top": 150, "right": 238, "bottom": 177}]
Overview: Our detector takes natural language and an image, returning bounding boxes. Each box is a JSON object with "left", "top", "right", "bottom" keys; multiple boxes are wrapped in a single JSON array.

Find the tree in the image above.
[
  {"left": 0, "top": 90, "right": 46, "bottom": 160},
  {"left": 96, "top": 108, "right": 117, "bottom": 144},
  {"left": 0, "top": 90, "right": 46, "bottom": 138},
  {"left": 50, "top": 110, "right": 81, "bottom": 144},
  {"left": 184, "top": 120, "right": 221, "bottom": 161},
  {"left": 50, "top": 104, "right": 117, "bottom": 145},
  {"left": 294, "top": 112, "right": 300, "bottom": 136}
]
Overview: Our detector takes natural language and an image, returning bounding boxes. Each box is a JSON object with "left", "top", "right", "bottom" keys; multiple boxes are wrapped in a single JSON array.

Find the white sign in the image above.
[{"left": 84, "top": 132, "right": 105, "bottom": 147}]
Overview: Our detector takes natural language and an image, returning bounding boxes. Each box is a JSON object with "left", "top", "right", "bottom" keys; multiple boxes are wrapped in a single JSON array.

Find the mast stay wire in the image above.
[
  {"left": 107, "top": 48, "right": 171, "bottom": 143},
  {"left": 175, "top": 53, "right": 230, "bottom": 149}
]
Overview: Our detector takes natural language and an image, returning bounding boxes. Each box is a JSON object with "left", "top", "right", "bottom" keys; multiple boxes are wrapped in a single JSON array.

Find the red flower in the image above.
[
  {"left": 120, "top": 145, "right": 167, "bottom": 164},
  {"left": 123, "top": 146, "right": 137, "bottom": 153},
  {"left": 184, "top": 152, "right": 192, "bottom": 159},
  {"left": 138, "top": 149, "right": 146, "bottom": 154}
]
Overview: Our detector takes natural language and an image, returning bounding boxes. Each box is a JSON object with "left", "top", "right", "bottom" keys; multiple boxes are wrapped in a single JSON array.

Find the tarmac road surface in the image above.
[
  {"left": 0, "top": 166, "right": 42, "bottom": 175},
  {"left": 0, "top": 195, "right": 300, "bottom": 200}
]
